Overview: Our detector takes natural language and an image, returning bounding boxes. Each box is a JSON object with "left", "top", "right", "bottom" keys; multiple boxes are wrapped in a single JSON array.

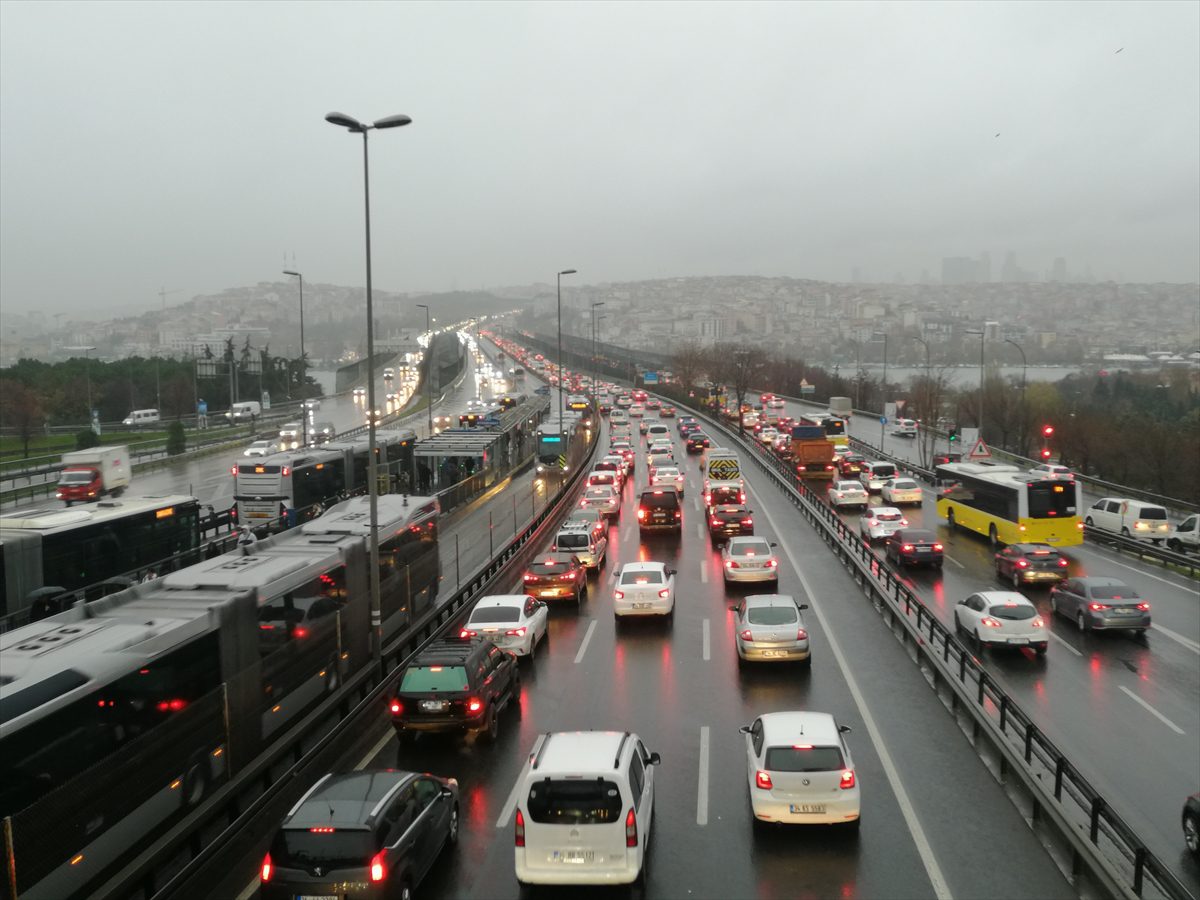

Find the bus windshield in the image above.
[{"left": 1027, "top": 483, "right": 1076, "bottom": 518}]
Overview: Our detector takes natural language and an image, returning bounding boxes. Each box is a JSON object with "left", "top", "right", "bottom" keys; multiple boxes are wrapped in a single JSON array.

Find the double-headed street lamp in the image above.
[
  {"left": 1005, "top": 338, "right": 1028, "bottom": 454},
  {"left": 590, "top": 301, "right": 605, "bottom": 402},
  {"left": 416, "top": 303, "right": 433, "bottom": 435},
  {"left": 871, "top": 332, "right": 888, "bottom": 446},
  {"left": 964, "top": 329, "right": 986, "bottom": 437},
  {"left": 325, "top": 109, "right": 412, "bottom": 663},
  {"left": 283, "top": 269, "right": 306, "bottom": 445},
  {"left": 556, "top": 269, "right": 577, "bottom": 430}
]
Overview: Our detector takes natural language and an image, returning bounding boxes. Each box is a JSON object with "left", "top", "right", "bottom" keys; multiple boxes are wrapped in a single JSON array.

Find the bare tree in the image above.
[
  {"left": 670, "top": 340, "right": 708, "bottom": 391},
  {"left": 711, "top": 342, "right": 768, "bottom": 436},
  {"left": 908, "top": 367, "right": 953, "bottom": 468},
  {"left": 0, "top": 380, "right": 44, "bottom": 458}
]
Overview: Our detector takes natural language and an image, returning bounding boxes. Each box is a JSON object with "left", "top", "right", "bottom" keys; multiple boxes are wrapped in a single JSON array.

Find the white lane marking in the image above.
[
  {"left": 756, "top": 500, "right": 953, "bottom": 900},
  {"left": 1047, "top": 631, "right": 1082, "bottom": 657},
  {"left": 943, "top": 553, "right": 965, "bottom": 570},
  {"left": 693, "top": 495, "right": 700, "bottom": 511},
  {"left": 1151, "top": 623, "right": 1200, "bottom": 655},
  {"left": 700, "top": 559, "right": 709, "bottom": 584},
  {"left": 574, "top": 619, "right": 598, "bottom": 665},
  {"left": 1072, "top": 543, "right": 1196, "bottom": 590},
  {"left": 696, "top": 726, "right": 710, "bottom": 826},
  {"left": 1118, "top": 685, "right": 1185, "bottom": 734},
  {"left": 496, "top": 756, "right": 533, "bottom": 827},
  {"left": 702, "top": 618, "right": 711, "bottom": 660},
  {"left": 696, "top": 521, "right": 704, "bottom": 539}
]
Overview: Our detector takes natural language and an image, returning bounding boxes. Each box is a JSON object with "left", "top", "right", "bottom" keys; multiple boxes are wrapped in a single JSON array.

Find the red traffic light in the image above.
[
  {"left": 1042, "top": 425, "right": 1055, "bottom": 438},
  {"left": 1041, "top": 448, "right": 1052, "bottom": 460}
]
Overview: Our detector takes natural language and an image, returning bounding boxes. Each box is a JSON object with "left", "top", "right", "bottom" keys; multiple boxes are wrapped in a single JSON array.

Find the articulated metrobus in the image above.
[
  {"left": 0, "top": 493, "right": 439, "bottom": 900},
  {"left": 0, "top": 495, "right": 201, "bottom": 621},
  {"left": 795, "top": 412, "right": 848, "bottom": 447},
  {"left": 935, "top": 462, "right": 1083, "bottom": 548}
]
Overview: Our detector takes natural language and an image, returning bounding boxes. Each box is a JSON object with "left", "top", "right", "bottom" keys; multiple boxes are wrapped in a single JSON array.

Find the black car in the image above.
[
  {"left": 884, "top": 528, "right": 944, "bottom": 568},
  {"left": 261, "top": 769, "right": 459, "bottom": 900},
  {"left": 994, "top": 543, "right": 1069, "bottom": 587},
  {"left": 390, "top": 637, "right": 521, "bottom": 742},
  {"left": 708, "top": 503, "right": 754, "bottom": 543},
  {"left": 1184, "top": 793, "right": 1200, "bottom": 856},
  {"left": 677, "top": 416, "right": 698, "bottom": 434},
  {"left": 838, "top": 454, "right": 867, "bottom": 477},
  {"left": 638, "top": 488, "right": 682, "bottom": 534},
  {"left": 686, "top": 432, "right": 712, "bottom": 453}
]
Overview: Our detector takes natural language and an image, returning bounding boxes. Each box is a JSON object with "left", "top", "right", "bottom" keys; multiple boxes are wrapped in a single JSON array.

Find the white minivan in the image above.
[
  {"left": 122, "top": 408, "right": 160, "bottom": 426},
  {"left": 225, "top": 401, "right": 262, "bottom": 423},
  {"left": 515, "top": 730, "right": 661, "bottom": 887},
  {"left": 1085, "top": 497, "right": 1170, "bottom": 544}
]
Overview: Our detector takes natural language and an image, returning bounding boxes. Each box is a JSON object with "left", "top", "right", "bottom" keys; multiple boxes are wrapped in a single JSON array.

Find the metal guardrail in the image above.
[
  {"left": 656, "top": 387, "right": 1193, "bottom": 900},
  {"left": 89, "top": 424, "right": 600, "bottom": 900}
]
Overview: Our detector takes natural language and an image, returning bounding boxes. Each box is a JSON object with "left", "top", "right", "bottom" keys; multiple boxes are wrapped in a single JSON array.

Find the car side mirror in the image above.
[
  {"left": 728, "top": 604, "right": 740, "bottom": 612},
  {"left": 770, "top": 542, "right": 778, "bottom": 548},
  {"left": 838, "top": 724, "right": 853, "bottom": 734},
  {"left": 738, "top": 725, "right": 751, "bottom": 735},
  {"left": 798, "top": 603, "right": 809, "bottom": 610},
  {"left": 441, "top": 786, "right": 455, "bottom": 798},
  {"left": 647, "top": 751, "right": 662, "bottom": 766}
]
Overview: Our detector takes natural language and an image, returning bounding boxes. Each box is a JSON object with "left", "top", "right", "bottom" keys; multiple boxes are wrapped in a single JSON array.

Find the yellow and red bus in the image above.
[{"left": 935, "top": 462, "right": 1083, "bottom": 548}]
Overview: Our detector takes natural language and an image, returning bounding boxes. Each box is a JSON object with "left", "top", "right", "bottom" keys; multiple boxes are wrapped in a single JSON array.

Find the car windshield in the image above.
[
  {"left": 271, "top": 828, "right": 374, "bottom": 870},
  {"left": 589, "top": 472, "right": 614, "bottom": 483},
  {"left": 747, "top": 606, "right": 798, "bottom": 625},
  {"left": 528, "top": 561, "right": 570, "bottom": 575},
  {"left": 870, "top": 465, "right": 896, "bottom": 478},
  {"left": 1137, "top": 508, "right": 1168, "bottom": 520},
  {"left": 1088, "top": 584, "right": 1141, "bottom": 600},
  {"left": 836, "top": 482, "right": 859, "bottom": 491},
  {"left": 469, "top": 607, "right": 521, "bottom": 624},
  {"left": 765, "top": 745, "right": 844, "bottom": 772},
  {"left": 556, "top": 532, "right": 590, "bottom": 549},
  {"left": 656, "top": 468, "right": 680, "bottom": 479},
  {"left": 621, "top": 569, "right": 663, "bottom": 585},
  {"left": 641, "top": 493, "right": 678, "bottom": 509},
  {"left": 988, "top": 603, "right": 1037, "bottom": 620},
  {"left": 731, "top": 541, "right": 771, "bottom": 557},
  {"left": 400, "top": 665, "right": 469, "bottom": 691},
  {"left": 526, "top": 779, "right": 622, "bottom": 825},
  {"left": 893, "top": 480, "right": 918, "bottom": 490},
  {"left": 58, "top": 471, "right": 93, "bottom": 484}
]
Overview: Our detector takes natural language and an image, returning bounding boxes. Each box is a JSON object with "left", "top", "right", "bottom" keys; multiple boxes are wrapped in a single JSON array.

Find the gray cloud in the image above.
[{"left": 1, "top": 0, "right": 1196, "bottom": 316}]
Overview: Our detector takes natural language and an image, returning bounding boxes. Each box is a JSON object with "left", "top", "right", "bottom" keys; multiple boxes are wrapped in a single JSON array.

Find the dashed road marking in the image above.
[{"left": 1119, "top": 685, "right": 1185, "bottom": 734}]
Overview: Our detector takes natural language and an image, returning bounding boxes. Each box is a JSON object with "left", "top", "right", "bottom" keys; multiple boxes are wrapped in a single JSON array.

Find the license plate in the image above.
[
  {"left": 299, "top": 896, "right": 338, "bottom": 900},
  {"left": 552, "top": 850, "right": 595, "bottom": 864},
  {"left": 420, "top": 700, "right": 448, "bottom": 712},
  {"left": 761, "top": 650, "right": 786, "bottom": 658},
  {"left": 540, "top": 590, "right": 558, "bottom": 597},
  {"left": 789, "top": 804, "right": 825, "bottom": 814},
  {"left": 633, "top": 602, "right": 652, "bottom": 609},
  {"left": 1114, "top": 609, "right": 1138, "bottom": 616},
  {"left": 916, "top": 547, "right": 930, "bottom": 553},
  {"left": 1008, "top": 638, "right": 1028, "bottom": 645}
]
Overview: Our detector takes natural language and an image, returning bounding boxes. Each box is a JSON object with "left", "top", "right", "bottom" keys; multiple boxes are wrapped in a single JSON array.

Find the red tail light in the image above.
[
  {"left": 840, "top": 769, "right": 856, "bottom": 789},
  {"left": 523, "top": 573, "right": 535, "bottom": 582},
  {"left": 740, "top": 629, "right": 753, "bottom": 640},
  {"left": 900, "top": 518, "right": 909, "bottom": 526},
  {"left": 637, "top": 508, "right": 646, "bottom": 520},
  {"left": 614, "top": 589, "right": 625, "bottom": 600},
  {"left": 902, "top": 544, "right": 914, "bottom": 553},
  {"left": 981, "top": 617, "right": 1003, "bottom": 628},
  {"left": 742, "top": 518, "right": 754, "bottom": 526},
  {"left": 1089, "top": 603, "right": 1110, "bottom": 611},
  {"left": 797, "top": 628, "right": 808, "bottom": 640},
  {"left": 459, "top": 629, "right": 478, "bottom": 638},
  {"left": 766, "top": 559, "right": 777, "bottom": 568},
  {"left": 726, "top": 560, "right": 737, "bottom": 569},
  {"left": 580, "top": 499, "right": 587, "bottom": 507},
  {"left": 389, "top": 700, "right": 403, "bottom": 715},
  {"left": 675, "top": 510, "right": 682, "bottom": 519},
  {"left": 155, "top": 698, "right": 187, "bottom": 712},
  {"left": 1032, "top": 617, "right": 1045, "bottom": 628},
  {"left": 1016, "top": 559, "right": 1029, "bottom": 568},
  {"left": 466, "top": 698, "right": 484, "bottom": 713},
  {"left": 625, "top": 807, "right": 638, "bottom": 847},
  {"left": 505, "top": 627, "right": 527, "bottom": 636},
  {"left": 1136, "top": 602, "right": 1150, "bottom": 611},
  {"left": 515, "top": 809, "right": 526, "bottom": 846},
  {"left": 261, "top": 853, "right": 273, "bottom": 882},
  {"left": 564, "top": 571, "right": 576, "bottom": 580},
  {"left": 230, "top": 466, "right": 238, "bottom": 476},
  {"left": 933, "top": 544, "right": 943, "bottom": 552},
  {"left": 755, "top": 770, "right": 773, "bottom": 790},
  {"left": 293, "top": 626, "right": 309, "bottom": 639},
  {"left": 1057, "top": 557, "right": 1069, "bottom": 567},
  {"left": 711, "top": 517, "right": 722, "bottom": 526},
  {"left": 658, "top": 588, "right": 671, "bottom": 599},
  {"left": 369, "top": 851, "right": 386, "bottom": 882}
]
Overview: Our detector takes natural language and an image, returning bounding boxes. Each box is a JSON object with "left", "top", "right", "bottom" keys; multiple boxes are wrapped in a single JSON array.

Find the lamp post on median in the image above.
[
  {"left": 556, "top": 269, "right": 577, "bottom": 431},
  {"left": 417, "top": 304, "right": 433, "bottom": 436},
  {"left": 325, "top": 109, "right": 412, "bottom": 664},
  {"left": 965, "top": 329, "right": 986, "bottom": 439},
  {"left": 283, "top": 270, "right": 306, "bottom": 445},
  {"left": 1005, "top": 338, "right": 1027, "bottom": 454},
  {"left": 590, "top": 301, "right": 605, "bottom": 403},
  {"left": 912, "top": 335, "right": 931, "bottom": 464},
  {"left": 871, "top": 332, "right": 888, "bottom": 447}
]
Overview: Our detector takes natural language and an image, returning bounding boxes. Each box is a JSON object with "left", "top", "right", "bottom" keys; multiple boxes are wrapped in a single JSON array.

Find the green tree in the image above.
[
  {"left": 166, "top": 420, "right": 186, "bottom": 456},
  {"left": 75, "top": 429, "right": 100, "bottom": 451},
  {"left": 1, "top": 381, "right": 45, "bottom": 457}
]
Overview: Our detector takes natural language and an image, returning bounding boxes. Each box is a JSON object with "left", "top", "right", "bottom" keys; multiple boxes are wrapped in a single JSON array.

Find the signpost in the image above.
[
  {"left": 799, "top": 378, "right": 815, "bottom": 395},
  {"left": 967, "top": 438, "right": 992, "bottom": 461},
  {"left": 643, "top": 371, "right": 659, "bottom": 386}
]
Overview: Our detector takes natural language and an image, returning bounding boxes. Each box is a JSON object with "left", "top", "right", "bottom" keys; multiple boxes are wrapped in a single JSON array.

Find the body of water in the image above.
[{"left": 832, "top": 364, "right": 1085, "bottom": 388}]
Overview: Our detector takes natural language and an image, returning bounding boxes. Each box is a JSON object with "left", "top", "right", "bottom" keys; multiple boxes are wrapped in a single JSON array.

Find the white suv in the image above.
[{"left": 514, "top": 730, "right": 661, "bottom": 887}]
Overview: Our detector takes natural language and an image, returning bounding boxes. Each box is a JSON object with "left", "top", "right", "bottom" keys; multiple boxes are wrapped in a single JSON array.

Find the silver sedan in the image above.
[{"left": 731, "top": 594, "right": 810, "bottom": 666}]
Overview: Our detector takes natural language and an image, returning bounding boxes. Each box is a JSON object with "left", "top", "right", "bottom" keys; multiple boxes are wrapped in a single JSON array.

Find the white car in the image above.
[
  {"left": 860, "top": 461, "right": 898, "bottom": 492},
  {"left": 647, "top": 439, "right": 674, "bottom": 457},
  {"left": 629, "top": 404, "right": 645, "bottom": 418},
  {"left": 610, "top": 409, "right": 630, "bottom": 426},
  {"left": 278, "top": 422, "right": 302, "bottom": 449},
  {"left": 757, "top": 428, "right": 779, "bottom": 446},
  {"left": 302, "top": 398, "right": 321, "bottom": 411},
  {"left": 579, "top": 485, "right": 620, "bottom": 521},
  {"left": 741, "top": 711, "right": 860, "bottom": 827},
  {"left": 731, "top": 594, "right": 811, "bottom": 665},
  {"left": 596, "top": 456, "right": 627, "bottom": 487},
  {"left": 953, "top": 591, "right": 1048, "bottom": 655},
  {"left": 385, "top": 391, "right": 400, "bottom": 404},
  {"left": 829, "top": 480, "right": 869, "bottom": 509},
  {"left": 650, "top": 465, "right": 685, "bottom": 497},
  {"left": 243, "top": 440, "right": 280, "bottom": 457},
  {"left": 1030, "top": 463, "right": 1073, "bottom": 479},
  {"left": 552, "top": 522, "right": 608, "bottom": 570},
  {"left": 860, "top": 507, "right": 907, "bottom": 543},
  {"left": 646, "top": 452, "right": 674, "bottom": 474},
  {"left": 586, "top": 469, "right": 620, "bottom": 491},
  {"left": 768, "top": 397, "right": 786, "bottom": 410},
  {"left": 891, "top": 418, "right": 918, "bottom": 437},
  {"left": 881, "top": 477, "right": 923, "bottom": 506},
  {"left": 352, "top": 386, "right": 367, "bottom": 399},
  {"left": 722, "top": 536, "right": 780, "bottom": 585},
  {"left": 833, "top": 445, "right": 852, "bottom": 460},
  {"left": 460, "top": 594, "right": 549, "bottom": 657},
  {"left": 613, "top": 562, "right": 676, "bottom": 618}
]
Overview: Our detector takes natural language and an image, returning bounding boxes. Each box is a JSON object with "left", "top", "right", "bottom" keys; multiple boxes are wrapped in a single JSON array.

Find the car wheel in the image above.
[
  {"left": 182, "top": 753, "right": 210, "bottom": 808},
  {"left": 1168, "top": 538, "right": 1183, "bottom": 552},
  {"left": 486, "top": 706, "right": 500, "bottom": 742},
  {"left": 448, "top": 803, "right": 460, "bottom": 846},
  {"left": 1185, "top": 811, "right": 1200, "bottom": 856},
  {"left": 988, "top": 524, "right": 999, "bottom": 549},
  {"left": 398, "top": 880, "right": 414, "bottom": 900},
  {"left": 947, "top": 508, "right": 956, "bottom": 529},
  {"left": 1011, "top": 571, "right": 1022, "bottom": 590},
  {"left": 974, "top": 630, "right": 985, "bottom": 653},
  {"left": 1076, "top": 611, "right": 1087, "bottom": 632},
  {"left": 1085, "top": 517, "right": 1094, "bottom": 527},
  {"left": 1121, "top": 527, "right": 1130, "bottom": 537}
]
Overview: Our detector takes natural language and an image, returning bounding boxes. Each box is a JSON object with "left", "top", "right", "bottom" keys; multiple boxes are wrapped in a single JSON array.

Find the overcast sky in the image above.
[{"left": 2, "top": 0, "right": 1197, "bottom": 316}]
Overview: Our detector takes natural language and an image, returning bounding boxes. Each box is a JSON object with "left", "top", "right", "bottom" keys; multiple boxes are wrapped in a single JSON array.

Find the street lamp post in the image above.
[
  {"left": 326, "top": 109, "right": 411, "bottom": 664},
  {"left": 556, "top": 269, "right": 577, "bottom": 432},
  {"left": 416, "top": 304, "right": 432, "bottom": 436},
  {"left": 1005, "top": 338, "right": 1027, "bottom": 453},
  {"left": 965, "top": 330, "right": 986, "bottom": 438},
  {"left": 871, "top": 332, "right": 888, "bottom": 447},
  {"left": 912, "top": 335, "right": 931, "bottom": 462},
  {"left": 283, "top": 270, "right": 306, "bottom": 446},
  {"left": 590, "top": 301, "right": 605, "bottom": 403}
]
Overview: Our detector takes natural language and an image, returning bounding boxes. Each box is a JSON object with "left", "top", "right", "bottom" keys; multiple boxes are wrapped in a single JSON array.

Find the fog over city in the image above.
[{"left": 1, "top": 0, "right": 1197, "bottom": 316}]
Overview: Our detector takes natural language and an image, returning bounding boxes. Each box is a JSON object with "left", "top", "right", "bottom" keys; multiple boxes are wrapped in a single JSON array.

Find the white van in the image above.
[
  {"left": 225, "top": 401, "right": 262, "bottom": 423},
  {"left": 1085, "top": 497, "right": 1171, "bottom": 543},
  {"left": 122, "top": 408, "right": 160, "bottom": 427},
  {"left": 645, "top": 423, "right": 670, "bottom": 443},
  {"left": 515, "top": 730, "right": 661, "bottom": 887}
]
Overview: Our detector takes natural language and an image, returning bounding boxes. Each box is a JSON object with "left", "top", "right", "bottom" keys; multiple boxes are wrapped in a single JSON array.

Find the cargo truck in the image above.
[
  {"left": 829, "top": 396, "right": 853, "bottom": 418},
  {"left": 55, "top": 445, "right": 131, "bottom": 504},
  {"left": 791, "top": 425, "right": 836, "bottom": 479}
]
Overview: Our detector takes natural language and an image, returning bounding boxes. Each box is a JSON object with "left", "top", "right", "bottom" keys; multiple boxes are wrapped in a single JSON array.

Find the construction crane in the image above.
[{"left": 158, "top": 286, "right": 182, "bottom": 310}]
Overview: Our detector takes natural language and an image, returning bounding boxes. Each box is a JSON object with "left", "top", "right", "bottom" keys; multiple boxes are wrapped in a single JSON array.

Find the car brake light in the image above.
[
  {"left": 726, "top": 560, "right": 737, "bottom": 568},
  {"left": 637, "top": 508, "right": 646, "bottom": 520},
  {"left": 981, "top": 617, "right": 1003, "bottom": 628},
  {"left": 515, "top": 808, "right": 526, "bottom": 846},
  {"left": 466, "top": 698, "right": 484, "bottom": 713},
  {"left": 797, "top": 628, "right": 808, "bottom": 640},
  {"left": 933, "top": 544, "right": 943, "bottom": 552},
  {"left": 565, "top": 571, "right": 576, "bottom": 580},
  {"left": 506, "top": 627, "right": 527, "bottom": 636},
  {"left": 766, "top": 559, "right": 777, "bottom": 567},
  {"left": 523, "top": 573, "right": 535, "bottom": 582},
  {"left": 369, "top": 851, "right": 386, "bottom": 882},
  {"left": 156, "top": 698, "right": 187, "bottom": 712},
  {"left": 230, "top": 466, "right": 238, "bottom": 476},
  {"left": 867, "top": 519, "right": 877, "bottom": 527},
  {"left": 742, "top": 518, "right": 753, "bottom": 526},
  {"left": 1089, "top": 603, "right": 1110, "bottom": 611},
  {"left": 1136, "top": 602, "right": 1151, "bottom": 611},
  {"left": 614, "top": 590, "right": 625, "bottom": 599},
  {"left": 675, "top": 510, "right": 682, "bottom": 519},
  {"left": 460, "top": 629, "right": 478, "bottom": 638},
  {"left": 293, "top": 626, "right": 309, "bottom": 639},
  {"left": 755, "top": 770, "right": 773, "bottom": 790},
  {"left": 390, "top": 700, "right": 402, "bottom": 715},
  {"left": 1032, "top": 617, "right": 1045, "bottom": 628},
  {"left": 1057, "top": 557, "right": 1069, "bottom": 567},
  {"left": 840, "top": 769, "right": 856, "bottom": 789},
  {"left": 626, "top": 807, "right": 638, "bottom": 847},
  {"left": 1016, "top": 559, "right": 1029, "bottom": 568},
  {"left": 900, "top": 518, "right": 909, "bottom": 526},
  {"left": 711, "top": 517, "right": 721, "bottom": 526},
  {"left": 261, "top": 853, "right": 273, "bottom": 882},
  {"left": 902, "top": 544, "right": 914, "bottom": 552},
  {"left": 309, "top": 826, "right": 336, "bottom": 833},
  {"left": 658, "top": 588, "right": 671, "bottom": 599},
  {"left": 740, "top": 629, "right": 753, "bottom": 640}
]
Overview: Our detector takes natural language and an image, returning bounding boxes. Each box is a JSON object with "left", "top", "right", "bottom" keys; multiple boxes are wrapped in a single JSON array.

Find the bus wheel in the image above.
[
  {"left": 182, "top": 753, "right": 211, "bottom": 808},
  {"left": 988, "top": 525, "right": 998, "bottom": 548},
  {"left": 946, "top": 509, "right": 956, "bottom": 529}
]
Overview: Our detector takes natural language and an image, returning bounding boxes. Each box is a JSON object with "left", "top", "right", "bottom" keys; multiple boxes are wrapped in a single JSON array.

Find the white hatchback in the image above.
[
  {"left": 954, "top": 590, "right": 1048, "bottom": 655},
  {"left": 580, "top": 485, "right": 621, "bottom": 521},
  {"left": 613, "top": 562, "right": 676, "bottom": 618},
  {"left": 860, "top": 461, "right": 898, "bottom": 492},
  {"left": 460, "top": 594, "right": 549, "bottom": 657},
  {"left": 881, "top": 478, "right": 923, "bottom": 506},
  {"left": 741, "top": 711, "right": 860, "bottom": 827},
  {"left": 860, "top": 507, "right": 907, "bottom": 543}
]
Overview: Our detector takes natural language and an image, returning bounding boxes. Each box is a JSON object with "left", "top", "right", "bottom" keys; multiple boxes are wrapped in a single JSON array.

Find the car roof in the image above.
[
  {"left": 531, "top": 552, "right": 579, "bottom": 565},
  {"left": 619, "top": 561, "right": 667, "bottom": 574},
  {"left": 1072, "top": 576, "right": 1126, "bottom": 587},
  {"left": 896, "top": 529, "right": 936, "bottom": 540},
  {"left": 473, "top": 594, "right": 531, "bottom": 609},
  {"left": 558, "top": 520, "right": 592, "bottom": 533},
  {"left": 713, "top": 504, "right": 748, "bottom": 513},
  {"left": 728, "top": 536, "right": 769, "bottom": 546},
  {"left": 287, "top": 770, "right": 413, "bottom": 829},
  {"left": 412, "top": 637, "right": 487, "bottom": 664},
  {"left": 868, "top": 506, "right": 902, "bottom": 515},
  {"left": 759, "top": 711, "right": 840, "bottom": 746},
  {"left": 530, "top": 730, "right": 635, "bottom": 774},
  {"left": 1009, "top": 542, "right": 1058, "bottom": 553},
  {"left": 976, "top": 590, "right": 1036, "bottom": 607},
  {"left": 744, "top": 594, "right": 797, "bottom": 609}
]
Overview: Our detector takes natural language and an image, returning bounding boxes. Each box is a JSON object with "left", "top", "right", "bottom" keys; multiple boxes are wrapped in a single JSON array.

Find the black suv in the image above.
[
  {"left": 390, "top": 638, "right": 521, "bottom": 743},
  {"left": 638, "top": 488, "right": 682, "bottom": 534},
  {"left": 686, "top": 432, "right": 712, "bottom": 453},
  {"left": 261, "top": 769, "right": 459, "bottom": 900},
  {"left": 708, "top": 503, "right": 754, "bottom": 543}
]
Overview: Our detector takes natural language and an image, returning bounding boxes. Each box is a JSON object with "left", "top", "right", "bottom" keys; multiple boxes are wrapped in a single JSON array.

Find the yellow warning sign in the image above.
[{"left": 708, "top": 458, "right": 740, "bottom": 481}]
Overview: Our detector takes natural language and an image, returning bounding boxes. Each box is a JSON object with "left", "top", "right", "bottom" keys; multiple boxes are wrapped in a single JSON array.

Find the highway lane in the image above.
[
  {"left": 215, "top": 411, "right": 1073, "bottom": 900},
  {"left": 805, "top": 456, "right": 1200, "bottom": 888}
]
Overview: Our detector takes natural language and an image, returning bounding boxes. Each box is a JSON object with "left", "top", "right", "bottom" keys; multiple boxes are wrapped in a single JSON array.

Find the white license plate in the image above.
[
  {"left": 1008, "top": 638, "right": 1028, "bottom": 645},
  {"left": 420, "top": 700, "right": 448, "bottom": 712},
  {"left": 299, "top": 895, "right": 337, "bottom": 900},
  {"left": 789, "top": 804, "right": 825, "bottom": 814},
  {"left": 552, "top": 850, "right": 595, "bottom": 864},
  {"left": 916, "top": 547, "right": 930, "bottom": 553},
  {"left": 633, "top": 602, "right": 652, "bottom": 609},
  {"left": 540, "top": 590, "right": 558, "bottom": 597},
  {"left": 761, "top": 650, "right": 787, "bottom": 658}
]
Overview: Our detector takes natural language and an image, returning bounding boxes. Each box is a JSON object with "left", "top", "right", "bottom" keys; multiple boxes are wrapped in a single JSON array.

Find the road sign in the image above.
[
  {"left": 967, "top": 438, "right": 992, "bottom": 461},
  {"left": 643, "top": 371, "right": 659, "bottom": 385},
  {"left": 800, "top": 383, "right": 815, "bottom": 395},
  {"left": 879, "top": 416, "right": 887, "bottom": 425}
]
